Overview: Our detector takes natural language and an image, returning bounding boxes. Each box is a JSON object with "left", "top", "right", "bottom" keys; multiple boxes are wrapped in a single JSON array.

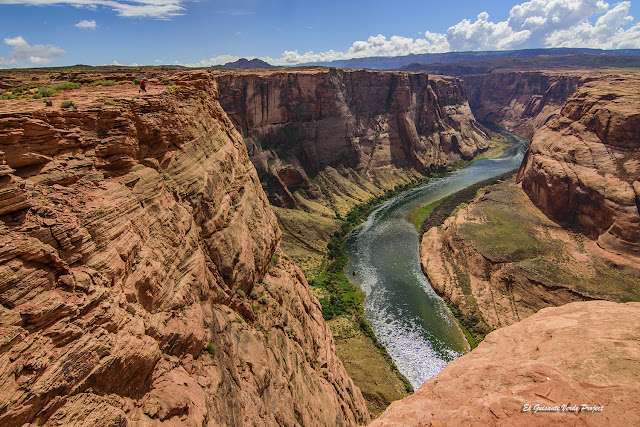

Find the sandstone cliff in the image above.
[
  {"left": 419, "top": 73, "right": 640, "bottom": 335},
  {"left": 518, "top": 74, "right": 640, "bottom": 262},
  {"left": 464, "top": 71, "right": 587, "bottom": 138},
  {"left": 216, "top": 69, "right": 490, "bottom": 209},
  {"left": 0, "top": 70, "right": 370, "bottom": 425},
  {"left": 420, "top": 177, "right": 639, "bottom": 334},
  {"left": 370, "top": 301, "right": 640, "bottom": 426}
]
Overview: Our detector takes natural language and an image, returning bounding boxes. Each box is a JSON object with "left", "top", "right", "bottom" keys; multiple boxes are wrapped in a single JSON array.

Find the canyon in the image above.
[
  {"left": 215, "top": 68, "right": 493, "bottom": 272},
  {"left": 1, "top": 61, "right": 639, "bottom": 426}
]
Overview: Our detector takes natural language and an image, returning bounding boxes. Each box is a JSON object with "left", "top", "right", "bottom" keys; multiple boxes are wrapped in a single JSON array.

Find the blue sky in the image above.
[{"left": 1, "top": 0, "right": 639, "bottom": 67}]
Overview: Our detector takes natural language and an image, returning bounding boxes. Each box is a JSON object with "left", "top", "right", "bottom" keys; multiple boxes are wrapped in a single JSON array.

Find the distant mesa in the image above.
[{"left": 221, "top": 58, "right": 275, "bottom": 69}]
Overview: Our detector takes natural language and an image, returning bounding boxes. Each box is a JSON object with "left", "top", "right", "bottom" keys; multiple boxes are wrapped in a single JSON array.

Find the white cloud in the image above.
[
  {"left": 447, "top": 12, "right": 530, "bottom": 51},
  {"left": 227, "top": 0, "right": 640, "bottom": 66},
  {"left": 75, "top": 19, "right": 96, "bottom": 29},
  {"left": 545, "top": 1, "right": 640, "bottom": 48},
  {"left": 178, "top": 54, "right": 243, "bottom": 67},
  {"left": 4, "top": 36, "right": 66, "bottom": 65},
  {"left": 261, "top": 34, "right": 451, "bottom": 66},
  {"left": 0, "top": 0, "right": 186, "bottom": 19},
  {"left": 508, "top": 0, "right": 610, "bottom": 46}
]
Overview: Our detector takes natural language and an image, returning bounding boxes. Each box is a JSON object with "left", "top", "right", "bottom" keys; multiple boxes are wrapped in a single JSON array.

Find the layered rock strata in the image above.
[
  {"left": 216, "top": 69, "right": 490, "bottom": 208},
  {"left": 370, "top": 301, "right": 640, "bottom": 426},
  {"left": 421, "top": 178, "right": 640, "bottom": 334},
  {"left": 517, "top": 74, "right": 640, "bottom": 262},
  {"left": 420, "top": 73, "right": 640, "bottom": 335},
  {"left": 0, "top": 71, "right": 370, "bottom": 425},
  {"left": 464, "top": 71, "right": 587, "bottom": 138}
]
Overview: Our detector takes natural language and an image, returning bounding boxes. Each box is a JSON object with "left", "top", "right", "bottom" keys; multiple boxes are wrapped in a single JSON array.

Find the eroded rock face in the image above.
[
  {"left": 216, "top": 69, "right": 490, "bottom": 207},
  {"left": 517, "top": 74, "right": 640, "bottom": 259},
  {"left": 370, "top": 301, "right": 640, "bottom": 426},
  {"left": 464, "top": 71, "right": 587, "bottom": 138},
  {"left": 0, "top": 71, "right": 369, "bottom": 426},
  {"left": 418, "top": 178, "right": 640, "bottom": 335}
]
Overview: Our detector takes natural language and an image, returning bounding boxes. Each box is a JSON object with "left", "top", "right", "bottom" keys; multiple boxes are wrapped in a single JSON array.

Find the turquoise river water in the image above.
[{"left": 344, "top": 131, "right": 528, "bottom": 389}]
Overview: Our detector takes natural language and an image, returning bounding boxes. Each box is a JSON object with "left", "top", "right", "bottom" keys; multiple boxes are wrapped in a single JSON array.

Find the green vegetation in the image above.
[
  {"left": 37, "top": 87, "right": 53, "bottom": 98},
  {"left": 310, "top": 179, "right": 433, "bottom": 395},
  {"left": 459, "top": 205, "right": 561, "bottom": 263},
  {"left": 519, "top": 257, "right": 640, "bottom": 303},
  {"left": 0, "top": 92, "right": 18, "bottom": 100},
  {"left": 236, "top": 289, "right": 246, "bottom": 297},
  {"left": 205, "top": 343, "right": 216, "bottom": 355},
  {"left": 443, "top": 250, "right": 491, "bottom": 341},
  {"left": 312, "top": 179, "right": 427, "bottom": 320},
  {"left": 90, "top": 80, "right": 117, "bottom": 86},
  {"left": 448, "top": 305, "right": 479, "bottom": 349},
  {"left": 269, "top": 251, "right": 280, "bottom": 268},
  {"left": 43, "top": 99, "right": 52, "bottom": 107},
  {"left": 410, "top": 197, "right": 448, "bottom": 231},
  {"left": 104, "top": 99, "right": 116, "bottom": 106},
  {"left": 250, "top": 290, "right": 261, "bottom": 299},
  {"left": 53, "top": 81, "right": 81, "bottom": 91},
  {"left": 60, "top": 100, "right": 75, "bottom": 109}
]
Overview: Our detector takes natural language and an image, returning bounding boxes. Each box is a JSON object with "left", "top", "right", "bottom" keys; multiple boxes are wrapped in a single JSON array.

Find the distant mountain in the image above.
[
  {"left": 398, "top": 52, "right": 640, "bottom": 76},
  {"left": 221, "top": 58, "right": 275, "bottom": 69},
  {"left": 304, "top": 48, "right": 640, "bottom": 70}
]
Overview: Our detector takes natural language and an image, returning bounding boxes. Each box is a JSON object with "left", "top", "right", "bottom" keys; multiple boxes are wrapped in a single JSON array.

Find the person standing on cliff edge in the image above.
[{"left": 139, "top": 78, "right": 147, "bottom": 93}]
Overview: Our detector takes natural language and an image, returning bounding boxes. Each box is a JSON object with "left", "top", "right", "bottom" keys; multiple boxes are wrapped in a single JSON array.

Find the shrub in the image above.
[
  {"left": 0, "top": 93, "right": 18, "bottom": 100},
  {"left": 162, "top": 172, "right": 171, "bottom": 180},
  {"left": 90, "top": 80, "right": 116, "bottom": 87},
  {"left": 236, "top": 289, "right": 245, "bottom": 297},
  {"left": 250, "top": 290, "right": 260, "bottom": 299},
  {"left": 251, "top": 304, "right": 259, "bottom": 314},
  {"left": 53, "top": 82, "right": 81, "bottom": 91},
  {"left": 60, "top": 100, "right": 75, "bottom": 109},
  {"left": 11, "top": 87, "right": 25, "bottom": 95},
  {"left": 205, "top": 343, "right": 216, "bottom": 355},
  {"left": 104, "top": 99, "right": 116, "bottom": 106},
  {"left": 37, "top": 87, "right": 53, "bottom": 98},
  {"left": 259, "top": 295, "right": 268, "bottom": 304},
  {"left": 44, "top": 99, "right": 52, "bottom": 107}
]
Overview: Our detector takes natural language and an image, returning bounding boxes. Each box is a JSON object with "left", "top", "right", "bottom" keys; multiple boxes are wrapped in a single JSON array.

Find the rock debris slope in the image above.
[{"left": 0, "top": 71, "right": 370, "bottom": 426}]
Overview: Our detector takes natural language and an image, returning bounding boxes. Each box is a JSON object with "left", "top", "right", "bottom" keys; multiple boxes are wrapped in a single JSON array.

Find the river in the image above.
[{"left": 344, "top": 130, "right": 528, "bottom": 389}]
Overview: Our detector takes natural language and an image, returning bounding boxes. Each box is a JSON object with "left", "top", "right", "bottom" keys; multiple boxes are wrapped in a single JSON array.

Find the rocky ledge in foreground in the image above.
[{"left": 371, "top": 301, "right": 640, "bottom": 427}]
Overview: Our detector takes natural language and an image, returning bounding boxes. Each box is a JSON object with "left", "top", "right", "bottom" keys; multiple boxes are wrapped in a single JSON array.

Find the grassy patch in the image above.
[
  {"left": 518, "top": 257, "right": 640, "bottom": 302},
  {"left": 460, "top": 206, "right": 546, "bottom": 262},
  {"left": 60, "top": 100, "right": 76, "bottom": 109},
  {"left": 410, "top": 197, "right": 447, "bottom": 231},
  {"left": 53, "top": 81, "right": 81, "bottom": 91},
  {"left": 90, "top": 80, "right": 117, "bottom": 86},
  {"left": 443, "top": 250, "right": 491, "bottom": 341}
]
